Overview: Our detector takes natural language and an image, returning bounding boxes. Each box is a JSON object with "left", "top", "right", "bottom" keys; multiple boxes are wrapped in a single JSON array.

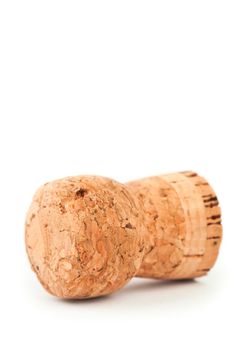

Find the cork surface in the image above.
[
  {"left": 128, "top": 171, "right": 222, "bottom": 279},
  {"left": 25, "top": 176, "right": 144, "bottom": 298},
  {"left": 25, "top": 171, "right": 222, "bottom": 298}
]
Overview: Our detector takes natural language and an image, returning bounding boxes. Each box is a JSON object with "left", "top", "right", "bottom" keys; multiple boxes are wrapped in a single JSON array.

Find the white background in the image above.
[{"left": 0, "top": 1, "right": 232, "bottom": 349}]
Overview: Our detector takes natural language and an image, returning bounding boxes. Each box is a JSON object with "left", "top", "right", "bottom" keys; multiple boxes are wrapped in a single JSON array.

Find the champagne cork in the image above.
[{"left": 25, "top": 171, "right": 222, "bottom": 299}]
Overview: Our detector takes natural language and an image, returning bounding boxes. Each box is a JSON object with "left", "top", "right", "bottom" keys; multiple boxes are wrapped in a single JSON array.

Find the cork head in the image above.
[{"left": 25, "top": 176, "right": 144, "bottom": 298}]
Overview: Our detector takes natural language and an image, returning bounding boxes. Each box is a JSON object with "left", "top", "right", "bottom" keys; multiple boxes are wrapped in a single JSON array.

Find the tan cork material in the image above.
[
  {"left": 25, "top": 176, "right": 144, "bottom": 298},
  {"left": 128, "top": 171, "right": 222, "bottom": 280},
  {"left": 25, "top": 171, "right": 222, "bottom": 299}
]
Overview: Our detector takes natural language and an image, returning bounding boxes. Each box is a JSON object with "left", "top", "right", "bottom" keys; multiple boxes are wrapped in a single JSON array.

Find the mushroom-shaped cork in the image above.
[{"left": 25, "top": 171, "right": 222, "bottom": 299}]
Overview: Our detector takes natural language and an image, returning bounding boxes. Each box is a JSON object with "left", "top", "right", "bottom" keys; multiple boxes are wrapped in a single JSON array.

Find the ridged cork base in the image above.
[{"left": 128, "top": 171, "right": 222, "bottom": 280}]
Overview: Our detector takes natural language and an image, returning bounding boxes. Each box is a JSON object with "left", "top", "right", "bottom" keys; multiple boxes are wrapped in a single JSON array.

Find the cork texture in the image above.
[
  {"left": 25, "top": 171, "right": 222, "bottom": 298},
  {"left": 128, "top": 171, "right": 222, "bottom": 279},
  {"left": 25, "top": 176, "right": 144, "bottom": 298}
]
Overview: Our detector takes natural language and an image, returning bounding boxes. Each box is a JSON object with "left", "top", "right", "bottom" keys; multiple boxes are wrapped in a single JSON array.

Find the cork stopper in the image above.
[{"left": 25, "top": 171, "right": 222, "bottom": 298}]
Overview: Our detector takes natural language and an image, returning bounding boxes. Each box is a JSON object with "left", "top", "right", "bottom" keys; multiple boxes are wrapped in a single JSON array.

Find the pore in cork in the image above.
[{"left": 25, "top": 171, "right": 222, "bottom": 299}]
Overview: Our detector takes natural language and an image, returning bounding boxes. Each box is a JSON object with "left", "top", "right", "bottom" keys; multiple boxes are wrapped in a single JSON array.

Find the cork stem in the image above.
[{"left": 127, "top": 171, "right": 222, "bottom": 280}]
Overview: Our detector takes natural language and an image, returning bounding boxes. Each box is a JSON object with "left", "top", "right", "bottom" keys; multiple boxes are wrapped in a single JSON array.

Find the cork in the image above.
[
  {"left": 128, "top": 171, "right": 222, "bottom": 279},
  {"left": 25, "top": 171, "right": 222, "bottom": 298}
]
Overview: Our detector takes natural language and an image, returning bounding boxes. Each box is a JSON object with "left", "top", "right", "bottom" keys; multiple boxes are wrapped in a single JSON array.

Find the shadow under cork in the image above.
[
  {"left": 124, "top": 277, "right": 198, "bottom": 293},
  {"left": 54, "top": 277, "right": 209, "bottom": 307}
]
